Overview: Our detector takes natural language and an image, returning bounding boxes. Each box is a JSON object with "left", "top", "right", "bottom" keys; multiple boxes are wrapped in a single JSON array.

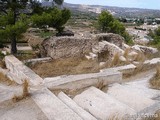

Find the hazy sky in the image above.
[{"left": 64, "top": 0, "right": 160, "bottom": 10}]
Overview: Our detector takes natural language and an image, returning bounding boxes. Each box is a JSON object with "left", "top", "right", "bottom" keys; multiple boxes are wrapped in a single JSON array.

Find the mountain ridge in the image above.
[{"left": 63, "top": 2, "right": 160, "bottom": 18}]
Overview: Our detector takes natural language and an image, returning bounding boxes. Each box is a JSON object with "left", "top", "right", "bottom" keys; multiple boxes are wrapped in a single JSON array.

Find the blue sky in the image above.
[{"left": 64, "top": 0, "right": 160, "bottom": 10}]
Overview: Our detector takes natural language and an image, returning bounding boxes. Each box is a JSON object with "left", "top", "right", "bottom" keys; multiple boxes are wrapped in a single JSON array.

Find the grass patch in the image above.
[
  {"left": 15, "top": 50, "right": 37, "bottom": 61},
  {"left": 110, "top": 53, "right": 121, "bottom": 67},
  {"left": 110, "top": 53, "right": 127, "bottom": 67},
  {"left": 12, "top": 80, "right": 29, "bottom": 102},
  {"left": 150, "top": 66, "right": 160, "bottom": 90},
  {"left": 0, "top": 72, "right": 15, "bottom": 85},
  {"left": 123, "top": 48, "right": 130, "bottom": 59},
  {"left": 38, "top": 31, "right": 55, "bottom": 38},
  {"left": 98, "top": 50, "right": 109, "bottom": 62},
  {"left": 134, "top": 51, "right": 146, "bottom": 62},
  {"left": 142, "top": 110, "right": 160, "bottom": 120},
  {"left": 30, "top": 57, "right": 99, "bottom": 78},
  {"left": 0, "top": 60, "right": 6, "bottom": 68}
]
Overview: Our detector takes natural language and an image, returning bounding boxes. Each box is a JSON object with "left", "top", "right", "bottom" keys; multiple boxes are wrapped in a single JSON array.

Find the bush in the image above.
[
  {"left": 98, "top": 11, "right": 133, "bottom": 44},
  {"left": 150, "top": 66, "right": 160, "bottom": 89},
  {"left": 31, "top": 8, "right": 71, "bottom": 34},
  {"left": 148, "top": 27, "right": 160, "bottom": 48}
]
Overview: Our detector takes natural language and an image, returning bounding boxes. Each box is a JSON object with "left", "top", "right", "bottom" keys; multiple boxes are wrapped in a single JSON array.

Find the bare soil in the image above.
[
  {"left": 0, "top": 98, "right": 48, "bottom": 120},
  {"left": 30, "top": 57, "right": 99, "bottom": 78}
]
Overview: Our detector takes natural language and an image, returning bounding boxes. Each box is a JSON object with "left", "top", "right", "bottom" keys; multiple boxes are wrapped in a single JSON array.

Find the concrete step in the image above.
[
  {"left": 73, "top": 87, "right": 136, "bottom": 120},
  {"left": 5, "top": 55, "right": 43, "bottom": 86},
  {"left": 138, "top": 101, "right": 160, "bottom": 115},
  {"left": 44, "top": 70, "right": 122, "bottom": 92},
  {"left": 123, "top": 73, "right": 160, "bottom": 100},
  {"left": 6, "top": 72, "right": 22, "bottom": 84},
  {"left": 58, "top": 92, "right": 97, "bottom": 120},
  {"left": 107, "top": 83, "right": 156, "bottom": 112},
  {"left": 92, "top": 46, "right": 99, "bottom": 54},
  {"left": 31, "top": 88, "right": 83, "bottom": 120},
  {"left": 123, "top": 82, "right": 160, "bottom": 99},
  {"left": 0, "top": 90, "right": 14, "bottom": 103},
  {"left": 0, "top": 84, "right": 23, "bottom": 103}
]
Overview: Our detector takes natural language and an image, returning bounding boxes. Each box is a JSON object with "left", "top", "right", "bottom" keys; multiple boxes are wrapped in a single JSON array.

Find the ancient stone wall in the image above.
[
  {"left": 41, "top": 33, "right": 125, "bottom": 59},
  {"left": 41, "top": 36, "right": 97, "bottom": 59},
  {"left": 5, "top": 55, "right": 43, "bottom": 86},
  {"left": 95, "top": 33, "right": 124, "bottom": 48}
]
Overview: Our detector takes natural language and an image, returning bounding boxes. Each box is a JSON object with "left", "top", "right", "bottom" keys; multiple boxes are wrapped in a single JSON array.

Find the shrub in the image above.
[
  {"left": 98, "top": 11, "right": 133, "bottom": 44},
  {"left": 150, "top": 66, "right": 160, "bottom": 90}
]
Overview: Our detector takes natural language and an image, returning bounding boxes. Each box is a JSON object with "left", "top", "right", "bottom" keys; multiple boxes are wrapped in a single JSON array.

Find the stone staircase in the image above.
[
  {"left": 1, "top": 82, "right": 159, "bottom": 120},
  {"left": 1, "top": 55, "right": 160, "bottom": 120},
  {"left": 30, "top": 74, "right": 160, "bottom": 120},
  {"left": 30, "top": 88, "right": 83, "bottom": 120}
]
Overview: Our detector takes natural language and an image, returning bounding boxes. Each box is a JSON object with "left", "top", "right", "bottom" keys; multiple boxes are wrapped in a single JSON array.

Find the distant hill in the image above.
[{"left": 63, "top": 2, "right": 160, "bottom": 18}]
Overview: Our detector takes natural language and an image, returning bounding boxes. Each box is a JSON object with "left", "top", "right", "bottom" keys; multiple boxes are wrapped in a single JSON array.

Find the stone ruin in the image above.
[
  {"left": 40, "top": 33, "right": 158, "bottom": 65},
  {"left": 0, "top": 55, "right": 160, "bottom": 120},
  {"left": 40, "top": 36, "right": 97, "bottom": 59},
  {"left": 40, "top": 33, "right": 124, "bottom": 60},
  {"left": 0, "top": 33, "right": 160, "bottom": 120}
]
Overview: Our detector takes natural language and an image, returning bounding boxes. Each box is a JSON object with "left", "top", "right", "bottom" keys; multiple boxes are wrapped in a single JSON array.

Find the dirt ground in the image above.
[
  {"left": 0, "top": 98, "right": 48, "bottom": 120},
  {"left": 30, "top": 57, "right": 99, "bottom": 78}
]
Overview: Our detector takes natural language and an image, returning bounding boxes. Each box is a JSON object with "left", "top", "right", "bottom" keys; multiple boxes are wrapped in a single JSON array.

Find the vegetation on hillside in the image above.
[
  {"left": 0, "top": 0, "right": 32, "bottom": 54},
  {"left": 150, "top": 66, "right": 160, "bottom": 90},
  {"left": 148, "top": 27, "right": 160, "bottom": 49},
  {"left": 31, "top": 8, "right": 71, "bottom": 34},
  {"left": 98, "top": 11, "right": 133, "bottom": 44},
  {"left": 0, "top": 0, "right": 67, "bottom": 54}
]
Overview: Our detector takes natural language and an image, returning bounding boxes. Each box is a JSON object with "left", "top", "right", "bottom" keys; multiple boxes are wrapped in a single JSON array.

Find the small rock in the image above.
[{"left": 119, "top": 56, "right": 126, "bottom": 62}]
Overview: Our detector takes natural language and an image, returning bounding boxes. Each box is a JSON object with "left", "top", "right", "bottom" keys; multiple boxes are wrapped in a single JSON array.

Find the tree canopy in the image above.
[
  {"left": 0, "top": 0, "right": 65, "bottom": 54},
  {"left": 98, "top": 11, "right": 133, "bottom": 44},
  {"left": 148, "top": 27, "right": 160, "bottom": 48},
  {"left": 31, "top": 7, "right": 71, "bottom": 33},
  {"left": 0, "top": 0, "right": 32, "bottom": 54}
]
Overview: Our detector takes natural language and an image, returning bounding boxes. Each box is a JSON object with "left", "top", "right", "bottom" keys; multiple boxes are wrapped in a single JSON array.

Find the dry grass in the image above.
[
  {"left": 0, "top": 60, "right": 6, "bottom": 68},
  {"left": 31, "top": 57, "right": 99, "bottom": 78},
  {"left": 123, "top": 62, "right": 144, "bottom": 78},
  {"left": 108, "top": 114, "right": 126, "bottom": 120},
  {"left": 0, "top": 72, "right": 16, "bottom": 85},
  {"left": 150, "top": 66, "right": 160, "bottom": 90},
  {"left": 96, "top": 81, "right": 105, "bottom": 90},
  {"left": 134, "top": 51, "right": 146, "bottom": 62},
  {"left": 12, "top": 80, "right": 29, "bottom": 102},
  {"left": 110, "top": 53, "right": 126, "bottom": 67},
  {"left": 123, "top": 48, "right": 130, "bottom": 59},
  {"left": 142, "top": 110, "right": 160, "bottom": 120},
  {"left": 110, "top": 53, "right": 120, "bottom": 67},
  {"left": 98, "top": 50, "right": 109, "bottom": 62}
]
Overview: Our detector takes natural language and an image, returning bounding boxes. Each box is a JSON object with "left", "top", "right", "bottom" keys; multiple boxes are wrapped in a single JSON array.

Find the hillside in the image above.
[{"left": 63, "top": 2, "right": 160, "bottom": 18}]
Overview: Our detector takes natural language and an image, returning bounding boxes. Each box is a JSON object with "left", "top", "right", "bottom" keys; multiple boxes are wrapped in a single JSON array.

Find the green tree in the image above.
[
  {"left": 31, "top": 8, "right": 71, "bottom": 34},
  {"left": 98, "top": 11, "right": 114, "bottom": 32},
  {"left": 98, "top": 11, "right": 133, "bottom": 44},
  {"left": 0, "top": 0, "right": 64, "bottom": 54},
  {"left": 148, "top": 27, "right": 160, "bottom": 46},
  {"left": 54, "top": 0, "right": 64, "bottom": 5},
  {"left": 0, "top": 0, "right": 31, "bottom": 54}
]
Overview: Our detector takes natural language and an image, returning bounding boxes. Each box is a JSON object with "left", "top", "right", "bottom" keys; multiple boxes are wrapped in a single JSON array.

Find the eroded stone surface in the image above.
[
  {"left": 44, "top": 70, "right": 122, "bottom": 91},
  {"left": 5, "top": 55, "right": 43, "bottom": 86},
  {"left": 73, "top": 87, "right": 136, "bottom": 120},
  {"left": 0, "top": 98, "right": 48, "bottom": 120},
  {"left": 0, "top": 84, "right": 23, "bottom": 103},
  {"left": 107, "top": 83, "right": 156, "bottom": 112},
  {"left": 41, "top": 36, "right": 97, "bottom": 59},
  {"left": 58, "top": 92, "right": 97, "bottom": 120},
  {"left": 31, "top": 88, "right": 82, "bottom": 120}
]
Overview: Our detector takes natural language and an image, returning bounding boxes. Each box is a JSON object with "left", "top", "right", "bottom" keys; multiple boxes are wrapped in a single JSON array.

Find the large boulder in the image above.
[
  {"left": 95, "top": 33, "right": 125, "bottom": 48},
  {"left": 132, "top": 45, "right": 158, "bottom": 54},
  {"left": 41, "top": 36, "right": 97, "bottom": 59},
  {"left": 98, "top": 41, "right": 124, "bottom": 62}
]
